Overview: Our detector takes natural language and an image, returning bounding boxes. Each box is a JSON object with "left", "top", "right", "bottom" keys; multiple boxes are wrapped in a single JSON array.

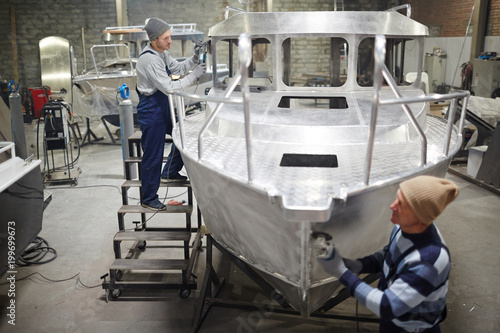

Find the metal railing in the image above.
[
  {"left": 167, "top": 33, "right": 254, "bottom": 183},
  {"left": 0, "top": 141, "right": 15, "bottom": 157},
  {"left": 385, "top": 4, "right": 412, "bottom": 17},
  {"left": 90, "top": 44, "right": 133, "bottom": 77},
  {"left": 170, "top": 23, "right": 198, "bottom": 33},
  {"left": 168, "top": 33, "right": 470, "bottom": 189},
  {"left": 364, "top": 35, "right": 470, "bottom": 185},
  {"left": 225, "top": 6, "right": 247, "bottom": 19}
]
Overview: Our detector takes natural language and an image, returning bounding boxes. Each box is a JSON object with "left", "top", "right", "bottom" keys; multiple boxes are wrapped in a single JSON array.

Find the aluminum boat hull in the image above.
[{"left": 173, "top": 111, "right": 460, "bottom": 315}]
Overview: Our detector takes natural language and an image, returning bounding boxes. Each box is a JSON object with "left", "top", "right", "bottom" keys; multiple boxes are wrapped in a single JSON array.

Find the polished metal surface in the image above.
[
  {"left": 39, "top": 36, "right": 73, "bottom": 103},
  {"left": 169, "top": 11, "right": 469, "bottom": 315},
  {"left": 209, "top": 11, "right": 428, "bottom": 38}
]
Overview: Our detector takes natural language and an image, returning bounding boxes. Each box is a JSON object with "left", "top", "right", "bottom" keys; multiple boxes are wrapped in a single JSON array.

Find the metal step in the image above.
[
  {"left": 124, "top": 156, "right": 169, "bottom": 164},
  {"left": 118, "top": 204, "right": 193, "bottom": 214},
  {"left": 122, "top": 179, "right": 191, "bottom": 188},
  {"left": 114, "top": 230, "right": 191, "bottom": 242},
  {"left": 110, "top": 258, "right": 188, "bottom": 271},
  {"left": 128, "top": 131, "right": 173, "bottom": 144}
]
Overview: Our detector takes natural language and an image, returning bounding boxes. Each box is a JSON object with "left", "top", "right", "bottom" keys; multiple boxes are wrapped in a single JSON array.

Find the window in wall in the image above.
[{"left": 282, "top": 37, "right": 348, "bottom": 87}]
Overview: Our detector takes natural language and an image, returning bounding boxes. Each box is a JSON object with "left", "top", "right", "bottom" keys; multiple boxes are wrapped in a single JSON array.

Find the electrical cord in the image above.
[
  {"left": 15, "top": 236, "right": 57, "bottom": 266},
  {"left": 0, "top": 272, "right": 101, "bottom": 289},
  {"left": 47, "top": 183, "right": 187, "bottom": 203}
]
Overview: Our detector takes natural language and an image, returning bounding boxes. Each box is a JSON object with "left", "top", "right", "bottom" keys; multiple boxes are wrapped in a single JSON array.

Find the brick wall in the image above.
[
  {"left": 0, "top": 0, "right": 117, "bottom": 88},
  {"left": 5, "top": 0, "right": 499, "bottom": 88},
  {"left": 403, "top": 0, "right": 500, "bottom": 38},
  {"left": 489, "top": 0, "right": 500, "bottom": 35}
]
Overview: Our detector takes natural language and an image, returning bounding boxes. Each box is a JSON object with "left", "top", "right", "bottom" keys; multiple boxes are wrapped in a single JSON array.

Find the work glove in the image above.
[
  {"left": 191, "top": 62, "right": 207, "bottom": 79},
  {"left": 313, "top": 233, "right": 348, "bottom": 278},
  {"left": 343, "top": 258, "right": 362, "bottom": 274},
  {"left": 193, "top": 40, "right": 203, "bottom": 62}
]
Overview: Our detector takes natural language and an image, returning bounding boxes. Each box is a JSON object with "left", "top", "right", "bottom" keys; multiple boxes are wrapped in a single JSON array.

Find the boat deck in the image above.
[{"left": 177, "top": 113, "right": 459, "bottom": 211}]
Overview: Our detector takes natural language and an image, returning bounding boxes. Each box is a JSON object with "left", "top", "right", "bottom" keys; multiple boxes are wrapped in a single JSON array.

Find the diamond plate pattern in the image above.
[{"left": 174, "top": 113, "right": 459, "bottom": 209}]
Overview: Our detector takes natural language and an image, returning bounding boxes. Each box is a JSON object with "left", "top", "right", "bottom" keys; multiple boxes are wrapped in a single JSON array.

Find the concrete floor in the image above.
[{"left": 1, "top": 119, "right": 500, "bottom": 332}]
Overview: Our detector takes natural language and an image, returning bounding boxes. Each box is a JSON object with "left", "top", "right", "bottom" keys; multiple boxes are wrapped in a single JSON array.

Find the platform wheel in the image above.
[{"left": 178, "top": 289, "right": 191, "bottom": 299}]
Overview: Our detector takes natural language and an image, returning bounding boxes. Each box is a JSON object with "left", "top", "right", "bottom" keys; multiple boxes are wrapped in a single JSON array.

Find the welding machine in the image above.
[{"left": 42, "top": 100, "right": 70, "bottom": 150}]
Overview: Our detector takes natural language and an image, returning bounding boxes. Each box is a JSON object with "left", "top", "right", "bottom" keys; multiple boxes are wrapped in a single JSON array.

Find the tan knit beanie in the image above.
[{"left": 399, "top": 175, "right": 459, "bottom": 225}]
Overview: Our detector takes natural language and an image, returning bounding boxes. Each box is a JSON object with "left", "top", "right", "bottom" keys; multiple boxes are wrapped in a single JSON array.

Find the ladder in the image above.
[{"left": 102, "top": 131, "right": 202, "bottom": 301}]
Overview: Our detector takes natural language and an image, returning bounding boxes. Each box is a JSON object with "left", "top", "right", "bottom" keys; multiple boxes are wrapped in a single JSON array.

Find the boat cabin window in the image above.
[
  {"left": 281, "top": 37, "right": 348, "bottom": 88},
  {"left": 357, "top": 37, "right": 415, "bottom": 87},
  {"left": 216, "top": 38, "right": 273, "bottom": 87}
]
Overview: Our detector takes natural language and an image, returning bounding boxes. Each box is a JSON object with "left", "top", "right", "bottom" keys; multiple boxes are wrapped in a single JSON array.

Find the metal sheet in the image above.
[
  {"left": 40, "top": 36, "right": 72, "bottom": 104},
  {"left": 171, "top": 10, "right": 465, "bottom": 316},
  {"left": 209, "top": 11, "right": 428, "bottom": 38}
]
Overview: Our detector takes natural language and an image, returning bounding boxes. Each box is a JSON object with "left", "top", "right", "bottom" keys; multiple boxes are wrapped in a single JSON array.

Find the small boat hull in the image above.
[{"left": 174, "top": 114, "right": 457, "bottom": 315}]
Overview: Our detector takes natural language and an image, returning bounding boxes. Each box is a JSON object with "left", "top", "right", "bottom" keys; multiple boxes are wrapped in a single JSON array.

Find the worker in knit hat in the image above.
[
  {"left": 315, "top": 175, "right": 459, "bottom": 333},
  {"left": 136, "top": 17, "right": 206, "bottom": 211}
]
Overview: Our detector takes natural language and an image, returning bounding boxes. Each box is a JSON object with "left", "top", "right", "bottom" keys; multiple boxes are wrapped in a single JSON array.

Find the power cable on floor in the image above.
[
  {"left": 48, "top": 184, "right": 187, "bottom": 204},
  {"left": 0, "top": 272, "right": 101, "bottom": 289},
  {"left": 16, "top": 236, "right": 57, "bottom": 266}
]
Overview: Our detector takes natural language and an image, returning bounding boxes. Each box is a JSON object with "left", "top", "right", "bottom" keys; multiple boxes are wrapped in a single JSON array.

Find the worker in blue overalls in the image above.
[{"left": 136, "top": 17, "right": 206, "bottom": 211}]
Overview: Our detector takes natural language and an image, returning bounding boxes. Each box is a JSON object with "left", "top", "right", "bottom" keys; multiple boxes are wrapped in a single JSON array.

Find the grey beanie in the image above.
[{"left": 145, "top": 18, "right": 170, "bottom": 41}]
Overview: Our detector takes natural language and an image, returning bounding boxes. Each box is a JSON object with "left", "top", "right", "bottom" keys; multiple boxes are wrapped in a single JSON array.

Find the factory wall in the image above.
[
  {"left": 405, "top": 0, "right": 500, "bottom": 37},
  {"left": 0, "top": 0, "right": 386, "bottom": 89},
  {"left": 0, "top": 0, "right": 117, "bottom": 89},
  {"left": 3, "top": 0, "right": 499, "bottom": 89}
]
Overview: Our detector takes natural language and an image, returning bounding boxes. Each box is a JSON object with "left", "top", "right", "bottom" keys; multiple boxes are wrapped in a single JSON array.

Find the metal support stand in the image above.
[
  {"left": 80, "top": 117, "right": 103, "bottom": 146},
  {"left": 191, "top": 234, "right": 379, "bottom": 333},
  {"left": 101, "top": 117, "right": 118, "bottom": 145},
  {"left": 80, "top": 117, "right": 120, "bottom": 146}
]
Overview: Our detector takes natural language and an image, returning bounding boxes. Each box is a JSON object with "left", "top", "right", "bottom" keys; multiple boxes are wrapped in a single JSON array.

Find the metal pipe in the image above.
[
  {"left": 366, "top": 35, "right": 470, "bottom": 186},
  {"left": 239, "top": 33, "right": 253, "bottom": 183},
  {"left": 165, "top": 33, "right": 253, "bottom": 183},
  {"left": 386, "top": 4, "right": 412, "bottom": 17},
  {"left": 225, "top": 6, "right": 246, "bottom": 20},
  {"left": 176, "top": 95, "right": 186, "bottom": 150},
  {"left": 458, "top": 95, "right": 470, "bottom": 135},
  {"left": 197, "top": 75, "right": 242, "bottom": 160},
  {"left": 381, "top": 66, "right": 427, "bottom": 167},
  {"left": 166, "top": 90, "right": 242, "bottom": 105},
  {"left": 90, "top": 44, "right": 132, "bottom": 76},
  {"left": 364, "top": 35, "right": 385, "bottom": 186},
  {"left": 443, "top": 98, "right": 457, "bottom": 156},
  {"left": 379, "top": 91, "right": 470, "bottom": 106},
  {"left": 82, "top": 27, "right": 87, "bottom": 72},
  {"left": 0, "top": 142, "right": 15, "bottom": 155}
]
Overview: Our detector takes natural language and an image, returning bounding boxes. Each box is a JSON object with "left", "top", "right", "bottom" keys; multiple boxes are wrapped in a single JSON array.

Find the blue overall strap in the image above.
[{"left": 139, "top": 50, "right": 171, "bottom": 75}]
